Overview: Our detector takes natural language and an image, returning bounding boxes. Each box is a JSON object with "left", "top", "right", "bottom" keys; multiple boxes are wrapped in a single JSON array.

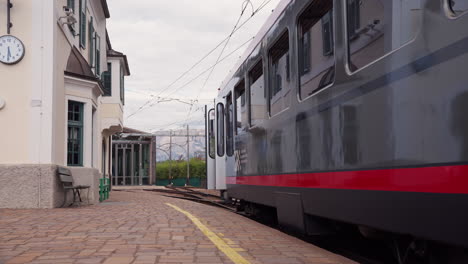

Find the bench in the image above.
[{"left": 57, "top": 167, "right": 90, "bottom": 207}]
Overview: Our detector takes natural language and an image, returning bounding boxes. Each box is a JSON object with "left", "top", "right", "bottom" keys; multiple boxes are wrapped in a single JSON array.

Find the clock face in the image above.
[{"left": 0, "top": 35, "right": 25, "bottom": 65}]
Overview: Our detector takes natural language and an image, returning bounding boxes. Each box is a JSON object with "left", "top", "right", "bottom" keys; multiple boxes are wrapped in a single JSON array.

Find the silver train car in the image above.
[{"left": 205, "top": 0, "right": 468, "bottom": 261}]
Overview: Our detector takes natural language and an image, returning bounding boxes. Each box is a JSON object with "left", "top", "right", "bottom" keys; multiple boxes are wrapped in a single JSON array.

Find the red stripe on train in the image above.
[{"left": 226, "top": 165, "right": 468, "bottom": 194}]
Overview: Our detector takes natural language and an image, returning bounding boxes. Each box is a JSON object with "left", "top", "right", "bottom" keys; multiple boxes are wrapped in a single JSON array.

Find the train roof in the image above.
[{"left": 218, "top": 0, "right": 292, "bottom": 94}]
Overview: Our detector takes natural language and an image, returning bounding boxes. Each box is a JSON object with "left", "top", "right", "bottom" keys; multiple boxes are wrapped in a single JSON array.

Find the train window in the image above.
[
  {"left": 301, "top": 31, "right": 311, "bottom": 74},
  {"left": 208, "top": 109, "right": 215, "bottom": 159},
  {"left": 269, "top": 31, "right": 291, "bottom": 116},
  {"left": 322, "top": 11, "right": 333, "bottom": 56},
  {"left": 235, "top": 80, "right": 247, "bottom": 135},
  {"left": 347, "top": 0, "right": 360, "bottom": 40},
  {"left": 216, "top": 103, "right": 225, "bottom": 157},
  {"left": 298, "top": 0, "right": 334, "bottom": 99},
  {"left": 226, "top": 93, "right": 234, "bottom": 157},
  {"left": 450, "top": 0, "right": 468, "bottom": 16},
  {"left": 347, "top": 0, "right": 422, "bottom": 72},
  {"left": 249, "top": 60, "right": 266, "bottom": 127}
]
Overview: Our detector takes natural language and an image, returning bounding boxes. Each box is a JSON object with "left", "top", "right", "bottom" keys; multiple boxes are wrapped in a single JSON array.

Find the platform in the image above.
[{"left": 0, "top": 189, "right": 356, "bottom": 264}]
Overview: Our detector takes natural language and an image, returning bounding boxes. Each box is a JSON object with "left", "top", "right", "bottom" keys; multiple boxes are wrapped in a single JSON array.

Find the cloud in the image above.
[{"left": 106, "top": 0, "right": 281, "bottom": 132}]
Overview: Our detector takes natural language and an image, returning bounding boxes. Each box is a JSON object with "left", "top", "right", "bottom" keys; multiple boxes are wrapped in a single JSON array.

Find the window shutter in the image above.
[
  {"left": 88, "top": 17, "right": 94, "bottom": 67},
  {"left": 67, "top": 0, "right": 76, "bottom": 34},
  {"left": 79, "top": 0, "right": 87, "bottom": 48},
  {"left": 120, "top": 66, "right": 125, "bottom": 105},
  {"left": 67, "top": 0, "right": 75, "bottom": 12},
  {"left": 95, "top": 34, "right": 101, "bottom": 76}
]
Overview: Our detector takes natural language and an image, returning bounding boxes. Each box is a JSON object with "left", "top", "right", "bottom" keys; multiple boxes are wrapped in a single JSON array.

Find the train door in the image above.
[
  {"left": 225, "top": 93, "right": 236, "bottom": 181},
  {"left": 205, "top": 106, "right": 216, "bottom": 189},
  {"left": 215, "top": 100, "right": 227, "bottom": 190}
]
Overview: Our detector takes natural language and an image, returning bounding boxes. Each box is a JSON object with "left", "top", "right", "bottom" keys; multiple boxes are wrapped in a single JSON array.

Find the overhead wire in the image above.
[
  {"left": 126, "top": 36, "right": 254, "bottom": 119},
  {"left": 185, "top": 0, "right": 253, "bottom": 124},
  {"left": 166, "top": 37, "right": 254, "bottom": 98},
  {"left": 147, "top": 107, "right": 205, "bottom": 133},
  {"left": 126, "top": 0, "right": 274, "bottom": 120},
  {"left": 200, "top": 0, "right": 253, "bottom": 93}
]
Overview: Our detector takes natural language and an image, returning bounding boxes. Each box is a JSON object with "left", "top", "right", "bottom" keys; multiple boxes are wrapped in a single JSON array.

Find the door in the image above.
[
  {"left": 205, "top": 106, "right": 216, "bottom": 189},
  {"left": 225, "top": 93, "right": 236, "bottom": 182},
  {"left": 215, "top": 101, "right": 226, "bottom": 190}
]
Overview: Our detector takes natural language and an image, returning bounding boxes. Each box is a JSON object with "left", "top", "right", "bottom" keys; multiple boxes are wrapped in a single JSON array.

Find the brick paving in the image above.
[{"left": 0, "top": 189, "right": 356, "bottom": 264}]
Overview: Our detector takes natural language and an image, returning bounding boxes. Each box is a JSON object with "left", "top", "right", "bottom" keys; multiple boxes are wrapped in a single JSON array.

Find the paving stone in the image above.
[{"left": 0, "top": 189, "right": 356, "bottom": 264}]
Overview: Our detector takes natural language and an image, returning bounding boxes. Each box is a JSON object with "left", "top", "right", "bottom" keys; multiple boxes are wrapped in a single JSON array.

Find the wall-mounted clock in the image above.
[{"left": 0, "top": 35, "right": 25, "bottom": 65}]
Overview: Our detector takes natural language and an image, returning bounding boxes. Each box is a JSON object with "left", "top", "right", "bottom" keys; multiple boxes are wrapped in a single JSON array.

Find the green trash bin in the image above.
[{"left": 99, "top": 178, "right": 110, "bottom": 202}]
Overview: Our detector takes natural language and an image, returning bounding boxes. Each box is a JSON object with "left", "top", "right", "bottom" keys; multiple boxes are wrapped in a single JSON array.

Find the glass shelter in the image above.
[{"left": 112, "top": 129, "right": 155, "bottom": 186}]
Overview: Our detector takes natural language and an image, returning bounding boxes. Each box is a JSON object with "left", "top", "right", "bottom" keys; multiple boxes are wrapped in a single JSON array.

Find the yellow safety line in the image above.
[{"left": 166, "top": 203, "right": 251, "bottom": 264}]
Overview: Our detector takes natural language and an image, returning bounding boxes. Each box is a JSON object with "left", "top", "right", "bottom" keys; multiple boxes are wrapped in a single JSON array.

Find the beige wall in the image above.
[
  {"left": 101, "top": 103, "right": 123, "bottom": 120},
  {"left": 53, "top": 24, "right": 72, "bottom": 166},
  {"left": 0, "top": 1, "right": 33, "bottom": 164}
]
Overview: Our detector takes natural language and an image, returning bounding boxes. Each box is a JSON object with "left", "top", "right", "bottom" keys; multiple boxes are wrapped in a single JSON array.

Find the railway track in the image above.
[
  {"left": 143, "top": 186, "right": 430, "bottom": 264},
  {"left": 143, "top": 186, "right": 237, "bottom": 212}
]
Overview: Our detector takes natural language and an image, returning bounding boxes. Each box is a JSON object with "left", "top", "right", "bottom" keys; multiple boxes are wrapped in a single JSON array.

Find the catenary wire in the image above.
[
  {"left": 185, "top": 0, "right": 253, "bottom": 124},
  {"left": 125, "top": 0, "right": 274, "bottom": 120},
  {"left": 126, "top": 37, "right": 254, "bottom": 120}
]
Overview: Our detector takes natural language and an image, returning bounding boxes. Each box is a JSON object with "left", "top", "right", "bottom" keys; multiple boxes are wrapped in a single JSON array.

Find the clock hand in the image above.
[{"left": 7, "top": 46, "right": 11, "bottom": 61}]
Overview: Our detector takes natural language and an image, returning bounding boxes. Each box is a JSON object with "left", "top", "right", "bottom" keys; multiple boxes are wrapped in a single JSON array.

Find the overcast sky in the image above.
[{"left": 106, "top": 0, "right": 282, "bottom": 133}]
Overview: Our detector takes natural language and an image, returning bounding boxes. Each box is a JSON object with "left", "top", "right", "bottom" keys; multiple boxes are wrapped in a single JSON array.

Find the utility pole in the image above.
[
  {"left": 186, "top": 124, "right": 190, "bottom": 186},
  {"left": 169, "top": 130, "right": 173, "bottom": 186}
]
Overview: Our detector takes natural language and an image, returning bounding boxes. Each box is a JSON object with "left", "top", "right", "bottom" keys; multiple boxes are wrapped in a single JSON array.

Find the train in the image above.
[{"left": 204, "top": 0, "right": 468, "bottom": 262}]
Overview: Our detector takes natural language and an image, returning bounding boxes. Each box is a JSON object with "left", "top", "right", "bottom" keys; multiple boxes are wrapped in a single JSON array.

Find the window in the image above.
[
  {"left": 249, "top": 60, "right": 266, "bottom": 127},
  {"left": 120, "top": 66, "right": 125, "bottom": 104},
  {"left": 269, "top": 31, "right": 291, "bottom": 116},
  {"left": 102, "top": 63, "right": 112, "bottom": 96},
  {"left": 322, "top": 11, "right": 333, "bottom": 56},
  {"left": 216, "top": 103, "right": 225, "bottom": 157},
  {"left": 300, "top": 30, "right": 311, "bottom": 74},
  {"left": 272, "top": 63, "right": 282, "bottom": 96},
  {"left": 79, "top": 0, "right": 86, "bottom": 48},
  {"left": 348, "top": 0, "right": 361, "bottom": 39},
  {"left": 347, "top": 0, "right": 422, "bottom": 71},
  {"left": 347, "top": 0, "right": 360, "bottom": 40},
  {"left": 208, "top": 109, "right": 215, "bottom": 159},
  {"left": 88, "top": 17, "right": 94, "bottom": 68},
  {"left": 450, "top": 0, "right": 468, "bottom": 16},
  {"left": 298, "top": 0, "right": 335, "bottom": 98},
  {"left": 226, "top": 93, "right": 234, "bottom": 157},
  {"left": 88, "top": 18, "right": 100, "bottom": 76},
  {"left": 235, "top": 80, "right": 246, "bottom": 135},
  {"left": 67, "top": 101, "right": 84, "bottom": 166}
]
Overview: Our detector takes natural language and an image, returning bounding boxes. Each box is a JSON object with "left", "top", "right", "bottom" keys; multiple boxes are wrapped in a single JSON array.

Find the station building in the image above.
[{"left": 0, "top": 0, "right": 130, "bottom": 208}]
